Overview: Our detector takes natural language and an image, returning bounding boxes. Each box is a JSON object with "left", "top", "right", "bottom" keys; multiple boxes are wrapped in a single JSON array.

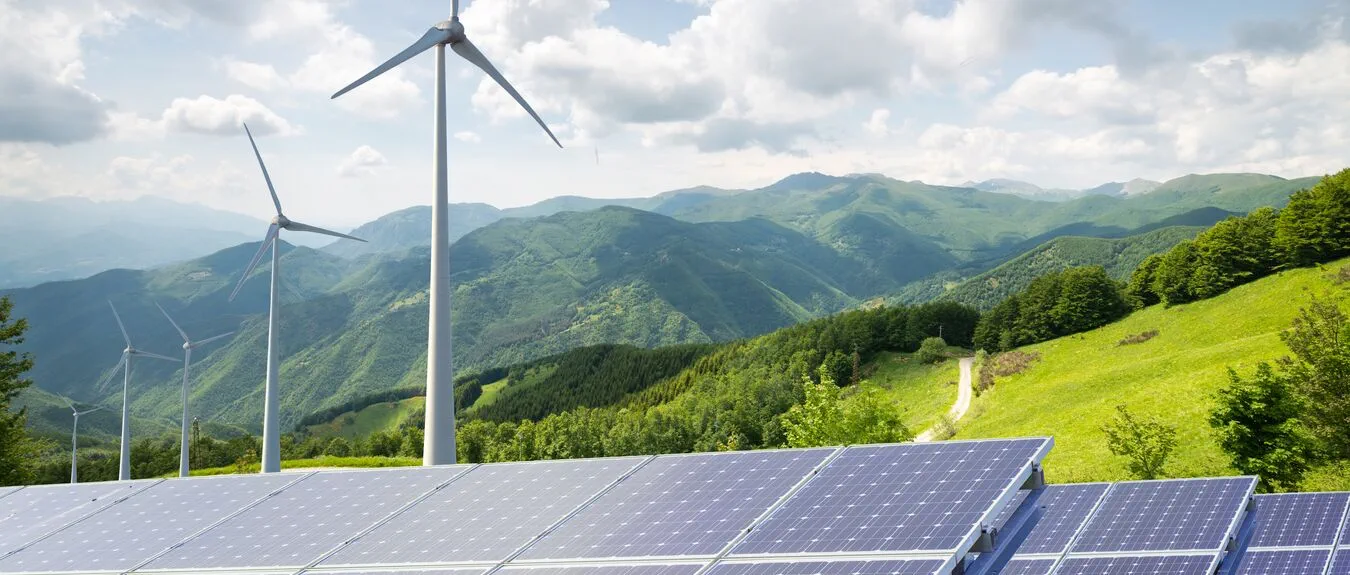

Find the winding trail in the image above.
[{"left": 914, "top": 356, "right": 974, "bottom": 442}]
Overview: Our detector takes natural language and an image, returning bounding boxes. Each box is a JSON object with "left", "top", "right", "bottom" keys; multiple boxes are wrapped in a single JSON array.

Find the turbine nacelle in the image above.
[
  {"left": 437, "top": 18, "right": 466, "bottom": 42},
  {"left": 272, "top": 214, "right": 292, "bottom": 228}
]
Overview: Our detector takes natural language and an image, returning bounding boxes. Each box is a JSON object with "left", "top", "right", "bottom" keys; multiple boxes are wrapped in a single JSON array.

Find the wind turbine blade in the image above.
[
  {"left": 61, "top": 396, "right": 74, "bottom": 410},
  {"left": 95, "top": 355, "right": 127, "bottom": 392},
  {"left": 332, "top": 27, "right": 452, "bottom": 99},
  {"left": 107, "top": 301, "right": 131, "bottom": 346},
  {"left": 285, "top": 220, "right": 367, "bottom": 243},
  {"left": 154, "top": 300, "right": 190, "bottom": 343},
  {"left": 131, "top": 350, "right": 181, "bottom": 362},
  {"left": 453, "top": 37, "right": 563, "bottom": 148},
  {"left": 453, "top": 0, "right": 460, "bottom": 18},
  {"left": 193, "top": 331, "right": 235, "bottom": 347},
  {"left": 243, "top": 123, "right": 284, "bottom": 215},
  {"left": 228, "top": 224, "right": 279, "bottom": 302}
]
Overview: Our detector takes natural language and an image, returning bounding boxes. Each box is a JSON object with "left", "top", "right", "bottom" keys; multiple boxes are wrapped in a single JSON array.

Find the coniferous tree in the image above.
[{"left": 0, "top": 296, "right": 38, "bottom": 486}]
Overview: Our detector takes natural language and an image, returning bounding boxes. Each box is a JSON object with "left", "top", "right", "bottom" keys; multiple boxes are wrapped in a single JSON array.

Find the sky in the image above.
[{"left": 1, "top": 0, "right": 1348, "bottom": 228}]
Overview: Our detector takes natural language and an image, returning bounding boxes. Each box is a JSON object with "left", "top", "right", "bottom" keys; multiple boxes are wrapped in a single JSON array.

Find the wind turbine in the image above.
[
  {"left": 331, "top": 0, "right": 561, "bottom": 466},
  {"left": 96, "top": 301, "right": 180, "bottom": 481},
  {"left": 229, "top": 123, "right": 366, "bottom": 473},
  {"left": 154, "top": 301, "right": 234, "bottom": 478},
  {"left": 61, "top": 397, "right": 103, "bottom": 484}
]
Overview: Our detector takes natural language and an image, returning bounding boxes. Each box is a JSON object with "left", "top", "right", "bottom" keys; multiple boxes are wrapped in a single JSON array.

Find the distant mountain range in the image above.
[{"left": 3, "top": 170, "right": 1321, "bottom": 440}]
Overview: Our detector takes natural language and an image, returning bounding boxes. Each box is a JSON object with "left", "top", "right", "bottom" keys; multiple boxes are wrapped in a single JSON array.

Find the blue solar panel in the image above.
[
  {"left": 316, "top": 570, "right": 487, "bottom": 575},
  {"left": 706, "top": 559, "right": 947, "bottom": 575},
  {"left": 1054, "top": 555, "right": 1216, "bottom": 574},
  {"left": 1068, "top": 477, "right": 1255, "bottom": 553},
  {"left": 729, "top": 438, "right": 1049, "bottom": 555},
  {"left": 994, "top": 558, "right": 1056, "bottom": 575},
  {"left": 0, "top": 479, "right": 158, "bottom": 557},
  {"left": 0, "top": 473, "right": 300, "bottom": 573},
  {"left": 139, "top": 466, "right": 472, "bottom": 571},
  {"left": 1230, "top": 549, "right": 1331, "bottom": 575},
  {"left": 992, "top": 484, "right": 1109, "bottom": 555},
  {"left": 1329, "top": 549, "right": 1350, "bottom": 575},
  {"left": 318, "top": 456, "right": 647, "bottom": 567},
  {"left": 1247, "top": 493, "right": 1350, "bottom": 548},
  {"left": 495, "top": 565, "right": 704, "bottom": 575},
  {"left": 515, "top": 448, "right": 833, "bottom": 560}
]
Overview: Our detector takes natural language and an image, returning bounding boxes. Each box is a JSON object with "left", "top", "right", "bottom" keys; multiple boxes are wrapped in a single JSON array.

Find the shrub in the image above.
[
  {"left": 916, "top": 337, "right": 948, "bottom": 364},
  {"left": 1117, "top": 330, "right": 1160, "bottom": 346}
]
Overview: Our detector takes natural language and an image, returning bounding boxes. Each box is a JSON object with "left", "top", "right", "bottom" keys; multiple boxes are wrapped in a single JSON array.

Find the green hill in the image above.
[{"left": 954, "top": 257, "right": 1350, "bottom": 486}]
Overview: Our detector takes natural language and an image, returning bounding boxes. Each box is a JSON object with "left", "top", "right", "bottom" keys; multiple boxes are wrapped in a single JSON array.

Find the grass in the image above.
[
  {"left": 466, "top": 378, "right": 509, "bottom": 414},
  {"left": 303, "top": 397, "right": 424, "bottom": 440},
  {"left": 954, "top": 258, "right": 1350, "bottom": 489},
  {"left": 868, "top": 350, "right": 964, "bottom": 434},
  {"left": 172, "top": 455, "right": 422, "bottom": 477}
]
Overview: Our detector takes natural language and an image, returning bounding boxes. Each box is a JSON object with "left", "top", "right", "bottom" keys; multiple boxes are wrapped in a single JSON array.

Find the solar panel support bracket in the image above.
[
  {"left": 971, "top": 526, "right": 997, "bottom": 553},
  {"left": 1020, "top": 464, "right": 1045, "bottom": 490}
]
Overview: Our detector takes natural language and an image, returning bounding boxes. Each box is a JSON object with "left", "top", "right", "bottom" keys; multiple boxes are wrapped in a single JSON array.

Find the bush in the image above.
[
  {"left": 1101, "top": 404, "right": 1177, "bottom": 480},
  {"left": 1117, "top": 330, "right": 1159, "bottom": 346},
  {"left": 916, "top": 337, "right": 948, "bottom": 364}
]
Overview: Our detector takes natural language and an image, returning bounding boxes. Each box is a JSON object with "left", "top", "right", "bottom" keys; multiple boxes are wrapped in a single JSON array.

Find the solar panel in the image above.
[
  {"left": 304, "top": 570, "right": 488, "bottom": 575},
  {"left": 729, "top": 438, "right": 1050, "bottom": 556},
  {"left": 706, "top": 559, "right": 948, "bottom": 575},
  {"left": 318, "top": 456, "right": 648, "bottom": 567},
  {"left": 515, "top": 448, "right": 833, "bottom": 561},
  {"left": 0, "top": 473, "right": 302, "bottom": 573},
  {"left": 138, "top": 466, "right": 473, "bottom": 571},
  {"left": 991, "top": 484, "right": 1110, "bottom": 556},
  {"left": 1054, "top": 554, "right": 1216, "bottom": 574},
  {"left": 1067, "top": 477, "right": 1255, "bottom": 554},
  {"left": 993, "top": 558, "right": 1055, "bottom": 575},
  {"left": 0, "top": 486, "right": 20, "bottom": 501},
  {"left": 1229, "top": 549, "right": 1331, "bottom": 575},
  {"left": 494, "top": 564, "right": 705, "bottom": 575},
  {"left": 1247, "top": 493, "right": 1350, "bottom": 548},
  {"left": 1329, "top": 549, "right": 1350, "bottom": 575},
  {"left": 0, "top": 479, "right": 159, "bottom": 557}
]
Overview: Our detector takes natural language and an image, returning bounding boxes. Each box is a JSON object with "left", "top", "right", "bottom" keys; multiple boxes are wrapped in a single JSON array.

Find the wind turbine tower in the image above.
[
  {"left": 155, "top": 301, "right": 234, "bottom": 478},
  {"left": 331, "top": 0, "right": 561, "bottom": 465},
  {"left": 230, "top": 123, "right": 366, "bottom": 473},
  {"left": 62, "top": 397, "right": 102, "bottom": 484},
  {"left": 97, "top": 301, "right": 179, "bottom": 481}
]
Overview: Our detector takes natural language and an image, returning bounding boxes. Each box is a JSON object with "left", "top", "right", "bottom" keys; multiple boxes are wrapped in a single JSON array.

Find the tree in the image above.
[
  {"left": 0, "top": 296, "right": 38, "bottom": 486},
  {"left": 1101, "top": 404, "right": 1177, "bottom": 480},
  {"left": 1126, "top": 254, "right": 1163, "bottom": 309},
  {"left": 1277, "top": 296, "right": 1350, "bottom": 458},
  {"left": 1274, "top": 168, "right": 1350, "bottom": 265},
  {"left": 1209, "top": 363, "right": 1311, "bottom": 492},
  {"left": 915, "top": 336, "right": 947, "bottom": 364},
  {"left": 1152, "top": 240, "right": 1198, "bottom": 306},
  {"left": 1052, "top": 266, "right": 1129, "bottom": 334}
]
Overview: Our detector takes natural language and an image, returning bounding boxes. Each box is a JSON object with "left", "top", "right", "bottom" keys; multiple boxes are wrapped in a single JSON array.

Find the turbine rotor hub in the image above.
[
  {"left": 273, "top": 214, "right": 291, "bottom": 227},
  {"left": 183, "top": 341, "right": 192, "bottom": 350},
  {"left": 437, "top": 19, "right": 466, "bottom": 42}
]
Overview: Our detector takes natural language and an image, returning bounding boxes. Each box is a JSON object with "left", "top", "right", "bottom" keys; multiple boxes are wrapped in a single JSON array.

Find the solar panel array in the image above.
[
  {"left": 1214, "top": 491, "right": 1350, "bottom": 575},
  {"left": 0, "top": 438, "right": 1051, "bottom": 575}
]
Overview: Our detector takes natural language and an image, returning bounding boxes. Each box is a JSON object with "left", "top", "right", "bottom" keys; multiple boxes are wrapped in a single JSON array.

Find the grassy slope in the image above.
[
  {"left": 869, "top": 352, "right": 961, "bottom": 433},
  {"left": 302, "top": 397, "right": 425, "bottom": 440},
  {"left": 955, "top": 258, "right": 1350, "bottom": 488}
]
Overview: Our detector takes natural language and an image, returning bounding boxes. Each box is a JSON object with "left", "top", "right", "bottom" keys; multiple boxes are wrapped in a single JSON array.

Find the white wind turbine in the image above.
[
  {"left": 96, "top": 300, "right": 180, "bottom": 481},
  {"left": 61, "top": 397, "right": 103, "bottom": 484},
  {"left": 154, "top": 301, "right": 235, "bottom": 478},
  {"left": 229, "top": 123, "right": 366, "bottom": 473},
  {"left": 330, "top": 0, "right": 561, "bottom": 465}
]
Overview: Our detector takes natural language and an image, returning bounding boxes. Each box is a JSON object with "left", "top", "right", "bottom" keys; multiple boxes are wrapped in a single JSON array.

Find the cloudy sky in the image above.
[{"left": 2, "top": 0, "right": 1347, "bottom": 228}]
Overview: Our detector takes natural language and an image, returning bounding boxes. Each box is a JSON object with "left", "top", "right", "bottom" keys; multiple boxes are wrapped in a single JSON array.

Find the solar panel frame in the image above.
[
  {"left": 313, "top": 455, "right": 653, "bottom": 570},
  {"left": 492, "top": 563, "right": 708, "bottom": 575},
  {"left": 991, "top": 484, "right": 1111, "bottom": 558},
  {"left": 1225, "top": 549, "right": 1332, "bottom": 575},
  {"left": 0, "top": 478, "right": 162, "bottom": 559},
  {"left": 995, "top": 558, "right": 1057, "bottom": 575},
  {"left": 726, "top": 437, "right": 1053, "bottom": 561},
  {"left": 0, "top": 472, "right": 310, "bottom": 574},
  {"left": 1242, "top": 492, "right": 1350, "bottom": 550},
  {"left": 704, "top": 557, "right": 949, "bottom": 575},
  {"left": 1065, "top": 476, "right": 1257, "bottom": 555},
  {"left": 1052, "top": 554, "right": 1219, "bottom": 574},
  {"left": 1330, "top": 549, "right": 1350, "bottom": 575},
  {"left": 301, "top": 569, "right": 490, "bottom": 575},
  {"left": 0, "top": 485, "right": 22, "bottom": 502}
]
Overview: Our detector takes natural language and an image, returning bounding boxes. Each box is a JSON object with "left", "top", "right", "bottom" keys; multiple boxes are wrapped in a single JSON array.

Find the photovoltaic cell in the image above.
[
  {"left": 1329, "top": 550, "right": 1350, "bottom": 575},
  {"left": 308, "top": 570, "right": 487, "bottom": 575},
  {"left": 319, "top": 456, "right": 647, "bottom": 567},
  {"left": 1247, "top": 492, "right": 1350, "bottom": 548},
  {"left": 1068, "top": 477, "right": 1255, "bottom": 553},
  {"left": 139, "top": 466, "right": 472, "bottom": 571},
  {"left": 495, "top": 565, "right": 704, "bottom": 575},
  {"left": 0, "top": 479, "right": 158, "bottom": 557},
  {"left": 730, "top": 438, "right": 1049, "bottom": 555},
  {"left": 994, "top": 558, "right": 1055, "bottom": 575},
  {"left": 706, "top": 559, "right": 947, "bottom": 575},
  {"left": 0, "top": 473, "right": 301, "bottom": 573},
  {"left": 1230, "top": 549, "right": 1331, "bottom": 575},
  {"left": 1054, "top": 555, "right": 1216, "bottom": 575},
  {"left": 991, "top": 484, "right": 1110, "bottom": 555},
  {"left": 516, "top": 448, "right": 833, "bottom": 560}
]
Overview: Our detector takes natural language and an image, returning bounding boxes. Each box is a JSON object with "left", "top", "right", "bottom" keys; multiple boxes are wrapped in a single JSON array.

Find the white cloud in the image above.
[
  {"left": 105, "top": 152, "right": 252, "bottom": 204},
  {"left": 337, "top": 145, "right": 388, "bottom": 178},
  {"left": 224, "top": 59, "right": 288, "bottom": 91},
  {"left": 160, "top": 94, "right": 298, "bottom": 136},
  {"left": 454, "top": 131, "right": 482, "bottom": 143},
  {"left": 864, "top": 108, "right": 891, "bottom": 137}
]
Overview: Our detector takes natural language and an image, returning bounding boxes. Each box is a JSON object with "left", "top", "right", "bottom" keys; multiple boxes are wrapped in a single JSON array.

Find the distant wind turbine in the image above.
[
  {"left": 61, "top": 397, "right": 102, "bottom": 484},
  {"left": 229, "top": 123, "right": 366, "bottom": 473},
  {"left": 96, "top": 301, "right": 179, "bottom": 481},
  {"left": 154, "top": 301, "right": 234, "bottom": 478},
  {"left": 330, "top": 0, "right": 561, "bottom": 466}
]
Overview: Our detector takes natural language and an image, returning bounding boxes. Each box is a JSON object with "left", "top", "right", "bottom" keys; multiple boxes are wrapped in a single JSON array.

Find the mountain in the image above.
[
  {"left": 962, "top": 178, "right": 1084, "bottom": 202},
  {"left": 1083, "top": 178, "right": 1162, "bottom": 197},
  {"left": 5, "top": 207, "right": 911, "bottom": 433},
  {"left": 0, "top": 196, "right": 297, "bottom": 289}
]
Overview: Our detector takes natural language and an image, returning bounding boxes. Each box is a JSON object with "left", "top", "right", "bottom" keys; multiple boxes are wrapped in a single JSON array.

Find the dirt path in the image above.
[{"left": 914, "top": 356, "right": 974, "bottom": 442}]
